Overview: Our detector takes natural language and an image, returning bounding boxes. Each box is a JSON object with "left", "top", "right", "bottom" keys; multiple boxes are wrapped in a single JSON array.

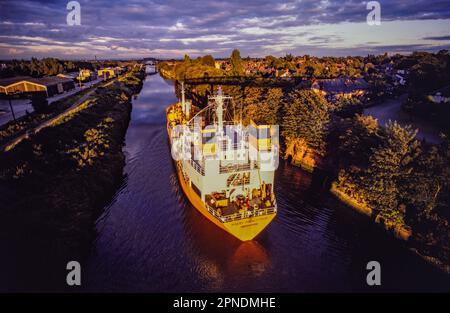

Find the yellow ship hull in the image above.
[{"left": 174, "top": 159, "right": 276, "bottom": 241}]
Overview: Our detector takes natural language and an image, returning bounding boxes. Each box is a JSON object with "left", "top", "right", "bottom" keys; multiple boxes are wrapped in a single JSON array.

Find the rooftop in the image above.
[
  {"left": 314, "top": 77, "right": 369, "bottom": 93},
  {"left": 0, "top": 76, "right": 32, "bottom": 87},
  {"left": 0, "top": 75, "right": 74, "bottom": 87}
]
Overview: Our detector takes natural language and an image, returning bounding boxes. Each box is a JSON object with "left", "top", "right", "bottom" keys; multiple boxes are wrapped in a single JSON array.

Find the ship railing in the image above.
[
  {"left": 205, "top": 203, "right": 277, "bottom": 224},
  {"left": 219, "top": 162, "right": 255, "bottom": 174},
  {"left": 221, "top": 207, "right": 277, "bottom": 223},
  {"left": 206, "top": 204, "right": 226, "bottom": 222},
  {"left": 220, "top": 140, "right": 247, "bottom": 152}
]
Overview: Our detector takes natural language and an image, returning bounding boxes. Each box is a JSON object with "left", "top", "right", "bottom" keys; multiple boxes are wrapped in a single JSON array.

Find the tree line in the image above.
[{"left": 0, "top": 58, "right": 125, "bottom": 78}]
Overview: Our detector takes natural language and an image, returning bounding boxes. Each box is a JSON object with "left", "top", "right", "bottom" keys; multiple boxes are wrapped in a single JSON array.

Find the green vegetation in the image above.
[
  {"left": 0, "top": 57, "right": 131, "bottom": 78},
  {"left": 408, "top": 51, "right": 450, "bottom": 94},
  {"left": 230, "top": 49, "right": 244, "bottom": 75},
  {"left": 332, "top": 115, "right": 450, "bottom": 263},
  {"left": 332, "top": 97, "right": 363, "bottom": 118},
  {"left": 1, "top": 58, "right": 80, "bottom": 77},
  {"left": 252, "top": 88, "right": 283, "bottom": 125},
  {"left": 242, "top": 87, "right": 263, "bottom": 124},
  {"left": 282, "top": 89, "right": 330, "bottom": 155},
  {"left": 404, "top": 50, "right": 450, "bottom": 133},
  {"left": 361, "top": 122, "right": 420, "bottom": 223}
]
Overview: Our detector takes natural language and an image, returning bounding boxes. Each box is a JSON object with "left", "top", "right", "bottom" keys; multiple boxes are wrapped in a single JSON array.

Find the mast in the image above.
[
  {"left": 181, "top": 82, "right": 185, "bottom": 114},
  {"left": 216, "top": 87, "right": 224, "bottom": 134},
  {"left": 186, "top": 101, "right": 190, "bottom": 120}
]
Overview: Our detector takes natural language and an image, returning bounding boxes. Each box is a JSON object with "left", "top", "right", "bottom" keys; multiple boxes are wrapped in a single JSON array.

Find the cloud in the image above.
[
  {"left": 423, "top": 35, "right": 450, "bottom": 41},
  {"left": 0, "top": 0, "right": 450, "bottom": 58}
]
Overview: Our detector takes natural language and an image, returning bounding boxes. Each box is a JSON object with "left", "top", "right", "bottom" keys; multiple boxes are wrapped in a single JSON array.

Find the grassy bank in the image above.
[
  {"left": 0, "top": 69, "right": 144, "bottom": 289},
  {"left": 330, "top": 182, "right": 373, "bottom": 216}
]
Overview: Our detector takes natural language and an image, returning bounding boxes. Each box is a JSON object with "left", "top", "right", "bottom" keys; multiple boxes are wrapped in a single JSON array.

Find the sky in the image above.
[{"left": 0, "top": 0, "right": 450, "bottom": 59}]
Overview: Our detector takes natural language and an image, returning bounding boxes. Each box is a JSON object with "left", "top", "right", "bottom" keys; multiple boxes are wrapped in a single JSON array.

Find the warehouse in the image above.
[{"left": 0, "top": 76, "right": 76, "bottom": 97}]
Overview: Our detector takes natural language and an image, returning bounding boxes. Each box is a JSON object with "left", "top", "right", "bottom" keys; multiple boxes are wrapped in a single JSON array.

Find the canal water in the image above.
[{"left": 83, "top": 73, "right": 450, "bottom": 292}]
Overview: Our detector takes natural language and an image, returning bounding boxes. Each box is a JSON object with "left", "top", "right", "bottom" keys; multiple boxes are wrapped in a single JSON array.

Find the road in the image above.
[{"left": 364, "top": 94, "right": 441, "bottom": 144}]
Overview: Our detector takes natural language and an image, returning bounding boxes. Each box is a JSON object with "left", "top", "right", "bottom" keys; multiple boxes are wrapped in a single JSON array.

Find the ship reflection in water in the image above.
[
  {"left": 181, "top": 181, "right": 271, "bottom": 290},
  {"left": 82, "top": 71, "right": 450, "bottom": 292}
]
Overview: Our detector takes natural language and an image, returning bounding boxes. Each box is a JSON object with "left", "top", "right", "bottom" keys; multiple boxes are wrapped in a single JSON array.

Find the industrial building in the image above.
[{"left": 0, "top": 76, "right": 76, "bottom": 97}]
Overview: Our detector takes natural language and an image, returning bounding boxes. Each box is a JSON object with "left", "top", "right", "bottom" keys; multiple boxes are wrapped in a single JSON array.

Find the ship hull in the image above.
[{"left": 173, "top": 159, "right": 276, "bottom": 241}]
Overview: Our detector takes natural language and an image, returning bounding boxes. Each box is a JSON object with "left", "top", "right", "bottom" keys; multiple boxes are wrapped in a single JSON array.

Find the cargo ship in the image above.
[{"left": 166, "top": 84, "right": 278, "bottom": 241}]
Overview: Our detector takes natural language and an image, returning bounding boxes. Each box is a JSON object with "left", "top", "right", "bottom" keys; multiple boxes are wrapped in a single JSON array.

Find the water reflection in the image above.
[{"left": 180, "top": 186, "right": 272, "bottom": 290}]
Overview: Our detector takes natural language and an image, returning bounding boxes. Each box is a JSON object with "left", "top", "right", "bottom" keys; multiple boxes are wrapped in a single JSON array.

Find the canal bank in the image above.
[
  {"left": 0, "top": 68, "right": 145, "bottom": 291},
  {"left": 82, "top": 73, "right": 450, "bottom": 292}
]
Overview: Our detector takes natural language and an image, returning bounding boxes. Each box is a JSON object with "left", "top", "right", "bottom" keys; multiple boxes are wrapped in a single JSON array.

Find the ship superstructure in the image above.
[{"left": 167, "top": 84, "right": 278, "bottom": 241}]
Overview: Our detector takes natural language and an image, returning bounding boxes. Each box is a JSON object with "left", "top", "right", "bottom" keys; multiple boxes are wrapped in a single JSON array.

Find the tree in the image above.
[
  {"left": 285, "top": 53, "right": 294, "bottom": 62},
  {"left": 337, "top": 114, "right": 380, "bottom": 168},
  {"left": 304, "top": 65, "right": 315, "bottom": 79},
  {"left": 409, "top": 136, "right": 450, "bottom": 220},
  {"left": 253, "top": 88, "right": 283, "bottom": 125},
  {"left": 361, "top": 121, "right": 421, "bottom": 221},
  {"left": 333, "top": 97, "right": 363, "bottom": 118},
  {"left": 230, "top": 49, "right": 244, "bottom": 75},
  {"left": 242, "top": 87, "right": 263, "bottom": 124},
  {"left": 282, "top": 89, "right": 330, "bottom": 154},
  {"left": 265, "top": 55, "right": 278, "bottom": 67},
  {"left": 200, "top": 55, "right": 215, "bottom": 67}
]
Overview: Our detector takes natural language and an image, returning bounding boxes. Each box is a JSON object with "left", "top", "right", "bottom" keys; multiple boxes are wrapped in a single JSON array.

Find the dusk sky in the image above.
[{"left": 1, "top": 0, "right": 450, "bottom": 59}]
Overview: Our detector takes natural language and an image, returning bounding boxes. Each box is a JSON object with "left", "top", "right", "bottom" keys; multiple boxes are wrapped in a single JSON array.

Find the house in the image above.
[
  {"left": 428, "top": 86, "right": 450, "bottom": 103},
  {"left": 311, "top": 77, "right": 369, "bottom": 102},
  {"left": 0, "top": 76, "right": 75, "bottom": 97}
]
